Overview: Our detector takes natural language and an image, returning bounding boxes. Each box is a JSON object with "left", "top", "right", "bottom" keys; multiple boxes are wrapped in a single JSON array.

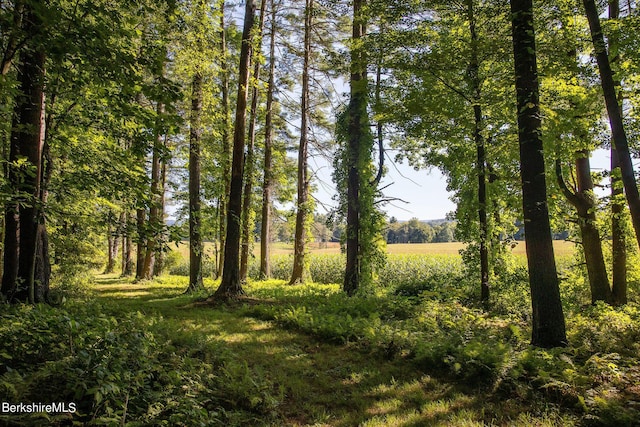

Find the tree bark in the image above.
[
  {"left": 583, "top": 0, "right": 640, "bottom": 250},
  {"left": 105, "top": 218, "right": 120, "bottom": 274},
  {"left": 142, "top": 99, "right": 165, "bottom": 279},
  {"left": 121, "top": 211, "right": 134, "bottom": 276},
  {"left": 467, "top": 0, "right": 490, "bottom": 304},
  {"left": 240, "top": 0, "right": 268, "bottom": 283},
  {"left": 213, "top": 0, "right": 256, "bottom": 299},
  {"left": 608, "top": 0, "right": 627, "bottom": 305},
  {"left": 510, "top": 0, "right": 567, "bottom": 347},
  {"left": 153, "top": 139, "right": 168, "bottom": 277},
  {"left": 260, "top": 0, "right": 277, "bottom": 280},
  {"left": 290, "top": 0, "right": 314, "bottom": 285},
  {"left": 187, "top": 71, "right": 204, "bottom": 292},
  {"left": 344, "top": 0, "right": 367, "bottom": 296},
  {"left": 556, "top": 154, "right": 612, "bottom": 304},
  {"left": 135, "top": 207, "right": 146, "bottom": 280},
  {"left": 218, "top": 0, "right": 232, "bottom": 279},
  {"left": 2, "top": 3, "right": 46, "bottom": 303}
]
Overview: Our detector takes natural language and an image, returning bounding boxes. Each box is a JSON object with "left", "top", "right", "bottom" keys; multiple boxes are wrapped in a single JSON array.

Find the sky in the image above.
[
  {"left": 310, "top": 154, "right": 456, "bottom": 221},
  {"left": 307, "top": 147, "right": 618, "bottom": 222}
]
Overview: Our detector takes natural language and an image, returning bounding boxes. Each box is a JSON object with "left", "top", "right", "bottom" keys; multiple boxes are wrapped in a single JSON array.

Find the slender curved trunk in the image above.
[
  {"left": 510, "top": 0, "right": 567, "bottom": 347},
  {"left": 583, "top": 0, "right": 640, "bottom": 250},
  {"left": 556, "top": 154, "right": 612, "bottom": 304},
  {"left": 105, "top": 219, "right": 120, "bottom": 274}
]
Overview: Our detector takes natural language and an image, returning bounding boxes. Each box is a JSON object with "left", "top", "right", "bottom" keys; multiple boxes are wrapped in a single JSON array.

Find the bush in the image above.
[{"left": 0, "top": 302, "right": 282, "bottom": 426}]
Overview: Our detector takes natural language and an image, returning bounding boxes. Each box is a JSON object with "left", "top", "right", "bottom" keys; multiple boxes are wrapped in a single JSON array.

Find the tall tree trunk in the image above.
[
  {"left": 510, "top": 0, "right": 567, "bottom": 347},
  {"left": 153, "top": 142, "right": 167, "bottom": 277},
  {"left": 583, "top": 0, "right": 640, "bottom": 249},
  {"left": 290, "top": 0, "right": 313, "bottom": 285},
  {"left": 2, "top": 3, "right": 46, "bottom": 303},
  {"left": 344, "top": 0, "right": 368, "bottom": 296},
  {"left": 556, "top": 154, "right": 612, "bottom": 304},
  {"left": 122, "top": 211, "right": 134, "bottom": 276},
  {"left": 34, "top": 223, "right": 50, "bottom": 303},
  {"left": 213, "top": 0, "right": 256, "bottom": 299},
  {"left": 105, "top": 219, "right": 120, "bottom": 274},
  {"left": 240, "top": 0, "right": 268, "bottom": 283},
  {"left": 142, "top": 100, "right": 165, "bottom": 279},
  {"left": 34, "top": 92, "right": 53, "bottom": 303},
  {"left": 135, "top": 208, "right": 145, "bottom": 280},
  {"left": 260, "top": 0, "right": 277, "bottom": 280},
  {"left": 187, "top": 71, "right": 204, "bottom": 292},
  {"left": 608, "top": 0, "right": 627, "bottom": 305},
  {"left": 1, "top": 145, "right": 20, "bottom": 297},
  {"left": 218, "top": 0, "right": 232, "bottom": 279},
  {"left": 120, "top": 211, "right": 132, "bottom": 276},
  {"left": 467, "top": 0, "right": 490, "bottom": 304}
]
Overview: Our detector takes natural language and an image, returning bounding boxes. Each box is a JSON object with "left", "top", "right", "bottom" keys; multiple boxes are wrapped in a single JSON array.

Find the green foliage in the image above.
[
  {"left": 0, "top": 287, "right": 282, "bottom": 426},
  {"left": 240, "top": 257, "right": 640, "bottom": 424}
]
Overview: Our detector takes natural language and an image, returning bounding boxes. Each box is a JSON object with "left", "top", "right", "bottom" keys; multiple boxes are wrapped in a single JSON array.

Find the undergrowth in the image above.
[
  {"left": 242, "top": 259, "right": 640, "bottom": 426},
  {"left": 0, "top": 281, "right": 282, "bottom": 426},
  {"left": 2, "top": 250, "right": 640, "bottom": 426}
]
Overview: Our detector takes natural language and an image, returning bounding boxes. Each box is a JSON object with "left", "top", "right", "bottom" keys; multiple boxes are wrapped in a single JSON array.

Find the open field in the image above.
[{"left": 172, "top": 240, "right": 576, "bottom": 260}]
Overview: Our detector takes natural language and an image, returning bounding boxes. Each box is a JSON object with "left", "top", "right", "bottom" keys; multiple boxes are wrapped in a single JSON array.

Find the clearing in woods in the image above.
[{"left": 91, "top": 275, "right": 574, "bottom": 426}]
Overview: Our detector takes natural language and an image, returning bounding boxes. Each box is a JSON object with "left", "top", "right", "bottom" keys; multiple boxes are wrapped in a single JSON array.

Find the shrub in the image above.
[{"left": 0, "top": 302, "right": 282, "bottom": 426}]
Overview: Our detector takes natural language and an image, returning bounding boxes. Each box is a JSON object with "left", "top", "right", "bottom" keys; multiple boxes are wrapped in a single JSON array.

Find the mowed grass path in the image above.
[{"left": 92, "top": 275, "right": 567, "bottom": 426}]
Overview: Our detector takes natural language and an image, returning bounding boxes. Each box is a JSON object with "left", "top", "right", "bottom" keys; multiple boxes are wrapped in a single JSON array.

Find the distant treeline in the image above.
[{"left": 385, "top": 217, "right": 456, "bottom": 243}]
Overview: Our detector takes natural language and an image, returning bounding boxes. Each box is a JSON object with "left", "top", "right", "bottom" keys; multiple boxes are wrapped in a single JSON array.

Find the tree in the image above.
[
  {"left": 510, "top": 0, "right": 566, "bottom": 347},
  {"left": 556, "top": 154, "right": 612, "bottom": 304},
  {"left": 217, "top": 0, "right": 233, "bottom": 278},
  {"left": 583, "top": 0, "right": 640, "bottom": 250},
  {"left": 543, "top": 3, "right": 612, "bottom": 305},
  {"left": 1, "top": 0, "right": 48, "bottom": 303},
  {"left": 466, "top": 0, "right": 489, "bottom": 304},
  {"left": 240, "top": 0, "right": 268, "bottom": 283},
  {"left": 343, "top": 0, "right": 370, "bottom": 296},
  {"left": 608, "top": 0, "right": 627, "bottom": 305},
  {"left": 213, "top": 0, "right": 256, "bottom": 299},
  {"left": 259, "top": 0, "right": 278, "bottom": 280},
  {"left": 289, "top": 0, "right": 314, "bottom": 285},
  {"left": 188, "top": 69, "right": 204, "bottom": 292},
  {"left": 142, "top": 96, "right": 167, "bottom": 279}
]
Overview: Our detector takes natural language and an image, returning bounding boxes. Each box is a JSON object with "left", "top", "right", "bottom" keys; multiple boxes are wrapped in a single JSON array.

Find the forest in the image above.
[{"left": 1, "top": 0, "right": 640, "bottom": 425}]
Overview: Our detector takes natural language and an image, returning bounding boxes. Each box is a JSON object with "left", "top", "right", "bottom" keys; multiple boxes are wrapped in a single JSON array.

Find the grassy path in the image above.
[{"left": 91, "top": 275, "right": 562, "bottom": 427}]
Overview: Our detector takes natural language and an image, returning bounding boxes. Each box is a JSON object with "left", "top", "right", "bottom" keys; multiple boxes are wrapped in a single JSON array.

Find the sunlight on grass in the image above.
[{"left": 75, "top": 274, "right": 620, "bottom": 426}]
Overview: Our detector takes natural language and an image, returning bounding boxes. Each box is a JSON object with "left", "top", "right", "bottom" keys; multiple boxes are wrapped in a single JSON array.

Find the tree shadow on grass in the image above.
[{"left": 88, "top": 277, "right": 535, "bottom": 426}]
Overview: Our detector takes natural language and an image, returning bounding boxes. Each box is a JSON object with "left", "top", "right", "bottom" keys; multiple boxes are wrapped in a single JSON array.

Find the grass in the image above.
[
  {"left": 3, "top": 271, "right": 637, "bottom": 426},
  {"left": 4, "top": 241, "right": 636, "bottom": 426},
  {"left": 84, "top": 275, "right": 582, "bottom": 426}
]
